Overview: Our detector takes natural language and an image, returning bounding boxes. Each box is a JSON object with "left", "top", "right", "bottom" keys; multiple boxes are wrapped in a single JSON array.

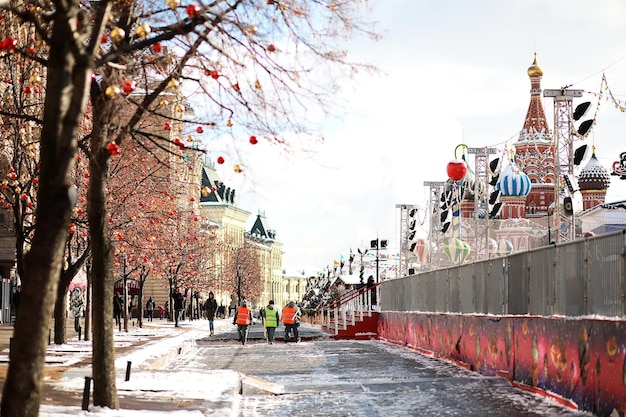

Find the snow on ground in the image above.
[{"left": 40, "top": 319, "right": 237, "bottom": 416}]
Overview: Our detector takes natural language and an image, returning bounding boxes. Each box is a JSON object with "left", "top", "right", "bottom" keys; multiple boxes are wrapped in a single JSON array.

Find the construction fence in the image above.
[{"left": 380, "top": 230, "right": 626, "bottom": 317}]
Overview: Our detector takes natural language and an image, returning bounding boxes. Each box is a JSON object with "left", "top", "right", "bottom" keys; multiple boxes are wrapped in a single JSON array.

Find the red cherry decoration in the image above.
[{"left": 446, "top": 159, "right": 468, "bottom": 181}]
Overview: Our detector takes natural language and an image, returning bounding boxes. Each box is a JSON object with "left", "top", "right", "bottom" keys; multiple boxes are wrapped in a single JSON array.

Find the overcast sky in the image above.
[{"left": 209, "top": 0, "right": 626, "bottom": 274}]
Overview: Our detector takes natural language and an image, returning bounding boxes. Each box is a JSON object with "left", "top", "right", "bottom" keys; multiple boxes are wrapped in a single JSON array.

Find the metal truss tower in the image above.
[
  {"left": 544, "top": 88, "right": 582, "bottom": 242},
  {"left": 467, "top": 147, "right": 496, "bottom": 260},
  {"left": 396, "top": 203, "right": 416, "bottom": 276},
  {"left": 424, "top": 181, "right": 445, "bottom": 269}
]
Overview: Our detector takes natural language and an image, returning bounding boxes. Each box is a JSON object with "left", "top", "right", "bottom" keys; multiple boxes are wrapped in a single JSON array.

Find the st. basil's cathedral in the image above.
[{"left": 421, "top": 54, "right": 621, "bottom": 269}]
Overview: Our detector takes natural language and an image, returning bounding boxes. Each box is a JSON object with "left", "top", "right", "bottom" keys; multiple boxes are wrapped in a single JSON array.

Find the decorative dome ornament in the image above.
[
  {"left": 578, "top": 149, "right": 611, "bottom": 191},
  {"left": 494, "top": 153, "right": 532, "bottom": 197}
]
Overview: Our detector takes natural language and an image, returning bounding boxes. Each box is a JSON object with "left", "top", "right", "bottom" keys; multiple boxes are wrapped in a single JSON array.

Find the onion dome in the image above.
[
  {"left": 578, "top": 152, "right": 611, "bottom": 191},
  {"left": 495, "top": 158, "right": 531, "bottom": 197},
  {"left": 527, "top": 53, "right": 543, "bottom": 78}
]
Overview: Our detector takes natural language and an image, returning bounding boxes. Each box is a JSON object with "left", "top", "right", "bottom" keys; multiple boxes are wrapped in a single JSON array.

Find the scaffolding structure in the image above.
[{"left": 544, "top": 88, "right": 582, "bottom": 242}]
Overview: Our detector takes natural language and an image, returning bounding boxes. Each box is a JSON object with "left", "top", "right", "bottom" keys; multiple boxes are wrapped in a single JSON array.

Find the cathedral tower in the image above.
[{"left": 512, "top": 54, "right": 556, "bottom": 218}]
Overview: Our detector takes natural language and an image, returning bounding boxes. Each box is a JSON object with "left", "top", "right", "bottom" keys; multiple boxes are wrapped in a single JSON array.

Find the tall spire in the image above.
[{"left": 518, "top": 53, "right": 551, "bottom": 142}]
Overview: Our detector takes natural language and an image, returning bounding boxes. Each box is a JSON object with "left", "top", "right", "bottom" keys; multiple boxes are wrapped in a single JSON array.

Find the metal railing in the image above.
[
  {"left": 380, "top": 230, "right": 626, "bottom": 317},
  {"left": 319, "top": 284, "right": 380, "bottom": 335}
]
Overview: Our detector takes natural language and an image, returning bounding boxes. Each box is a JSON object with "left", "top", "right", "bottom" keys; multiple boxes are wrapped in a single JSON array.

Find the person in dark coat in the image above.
[
  {"left": 146, "top": 297, "right": 155, "bottom": 322},
  {"left": 113, "top": 292, "right": 123, "bottom": 326},
  {"left": 172, "top": 288, "right": 185, "bottom": 327},
  {"left": 204, "top": 291, "right": 218, "bottom": 336},
  {"left": 12, "top": 285, "right": 21, "bottom": 322}
]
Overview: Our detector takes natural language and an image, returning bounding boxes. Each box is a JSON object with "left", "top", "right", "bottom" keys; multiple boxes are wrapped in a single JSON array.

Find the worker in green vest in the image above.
[{"left": 260, "top": 300, "right": 280, "bottom": 344}]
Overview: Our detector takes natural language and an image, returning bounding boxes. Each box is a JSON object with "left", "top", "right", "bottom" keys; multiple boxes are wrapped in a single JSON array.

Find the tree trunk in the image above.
[
  {"left": 88, "top": 105, "right": 119, "bottom": 407},
  {"left": 0, "top": 7, "right": 89, "bottom": 416},
  {"left": 53, "top": 285, "right": 68, "bottom": 345}
]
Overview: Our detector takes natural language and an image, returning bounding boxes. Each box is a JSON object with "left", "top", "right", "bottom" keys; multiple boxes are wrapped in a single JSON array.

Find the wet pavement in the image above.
[{"left": 172, "top": 324, "right": 593, "bottom": 417}]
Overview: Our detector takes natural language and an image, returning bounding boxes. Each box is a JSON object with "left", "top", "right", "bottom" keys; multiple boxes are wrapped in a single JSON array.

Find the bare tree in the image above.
[{"left": 0, "top": 0, "right": 377, "bottom": 415}]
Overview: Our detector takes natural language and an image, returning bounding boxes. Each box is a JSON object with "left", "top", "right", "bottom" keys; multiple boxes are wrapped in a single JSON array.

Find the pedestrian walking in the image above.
[
  {"left": 204, "top": 291, "right": 218, "bottom": 336},
  {"left": 233, "top": 300, "right": 252, "bottom": 345},
  {"left": 113, "top": 292, "right": 123, "bottom": 326},
  {"left": 282, "top": 300, "right": 301, "bottom": 343},
  {"left": 172, "top": 288, "right": 185, "bottom": 327},
  {"left": 12, "top": 285, "right": 21, "bottom": 322},
  {"left": 260, "top": 300, "right": 280, "bottom": 344},
  {"left": 146, "top": 297, "right": 155, "bottom": 322}
]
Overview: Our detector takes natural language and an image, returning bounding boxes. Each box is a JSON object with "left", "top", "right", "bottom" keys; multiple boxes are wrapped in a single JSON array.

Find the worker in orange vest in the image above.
[
  {"left": 233, "top": 300, "right": 252, "bottom": 345},
  {"left": 282, "top": 300, "right": 301, "bottom": 343}
]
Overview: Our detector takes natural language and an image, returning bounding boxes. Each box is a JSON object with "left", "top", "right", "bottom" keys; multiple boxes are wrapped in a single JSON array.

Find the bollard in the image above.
[
  {"left": 48, "top": 329, "right": 51, "bottom": 345},
  {"left": 78, "top": 327, "right": 82, "bottom": 341},
  {"left": 82, "top": 376, "right": 92, "bottom": 411},
  {"left": 9, "top": 338, "right": 12, "bottom": 355},
  {"left": 125, "top": 361, "right": 132, "bottom": 381}
]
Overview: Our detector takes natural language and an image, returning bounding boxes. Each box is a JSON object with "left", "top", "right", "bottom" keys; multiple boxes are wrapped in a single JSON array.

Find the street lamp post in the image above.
[{"left": 370, "top": 238, "right": 387, "bottom": 283}]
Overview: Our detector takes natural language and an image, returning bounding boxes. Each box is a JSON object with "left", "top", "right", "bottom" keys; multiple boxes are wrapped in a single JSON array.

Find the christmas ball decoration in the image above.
[
  {"left": 166, "top": 0, "right": 179, "bottom": 8},
  {"left": 29, "top": 75, "right": 41, "bottom": 85},
  {"left": 167, "top": 79, "right": 180, "bottom": 90},
  {"left": 107, "top": 142, "right": 121, "bottom": 155},
  {"left": 100, "top": 34, "right": 108, "bottom": 44},
  {"left": 2, "top": 37, "right": 17, "bottom": 51},
  {"left": 217, "top": 156, "right": 225, "bottom": 164},
  {"left": 122, "top": 80, "right": 136, "bottom": 94},
  {"left": 447, "top": 159, "right": 468, "bottom": 181},
  {"left": 233, "top": 83, "right": 240, "bottom": 92},
  {"left": 163, "top": 122, "right": 172, "bottom": 130},
  {"left": 226, "top": 120, "right": 233, "bottom": 127},
  {"left": 254, "top": 80, "right": 262, "bottom": 89},
  {"left": 151, "top": 43, "right": 163, "bottom": 53},
  {"left": 105, "top": 85, "right": 121, "bottom": 99},
  {"left": 267, "top": 44, "right": 276, "bottom": 52},
  {"left": 196, "top": 126, "right": 203, "bottom": 134},
  {"left": 233, "top": 164, "right": 243, "bottom": 173},
  {"left": 135, "top": 22, "right": 151, "bottom": 38},
  {"left": 209, "top": 70, "right": 219, "bottom": 79},
  {"left": 186, "top": 4, "right": 201, "bottom": 17},
  {"left": 249, "top": 135, "right": 258, "bottom": 144},
  {"left": 110, "top": 27, "right": 125, "bottom": 42}
]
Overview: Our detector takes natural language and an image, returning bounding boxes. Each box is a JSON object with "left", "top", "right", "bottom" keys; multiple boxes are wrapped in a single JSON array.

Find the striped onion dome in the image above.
[
  {"left": 578, "top": 152, "right": 610, "bottom": 191},
  {"left": 495, "top": 159, "right": 531, "bottom": 197}
]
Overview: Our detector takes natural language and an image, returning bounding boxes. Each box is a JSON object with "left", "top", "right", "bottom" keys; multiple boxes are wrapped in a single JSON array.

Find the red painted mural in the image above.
[{"left": 378, "top": 312, "right": 626, "bottom": 417}]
